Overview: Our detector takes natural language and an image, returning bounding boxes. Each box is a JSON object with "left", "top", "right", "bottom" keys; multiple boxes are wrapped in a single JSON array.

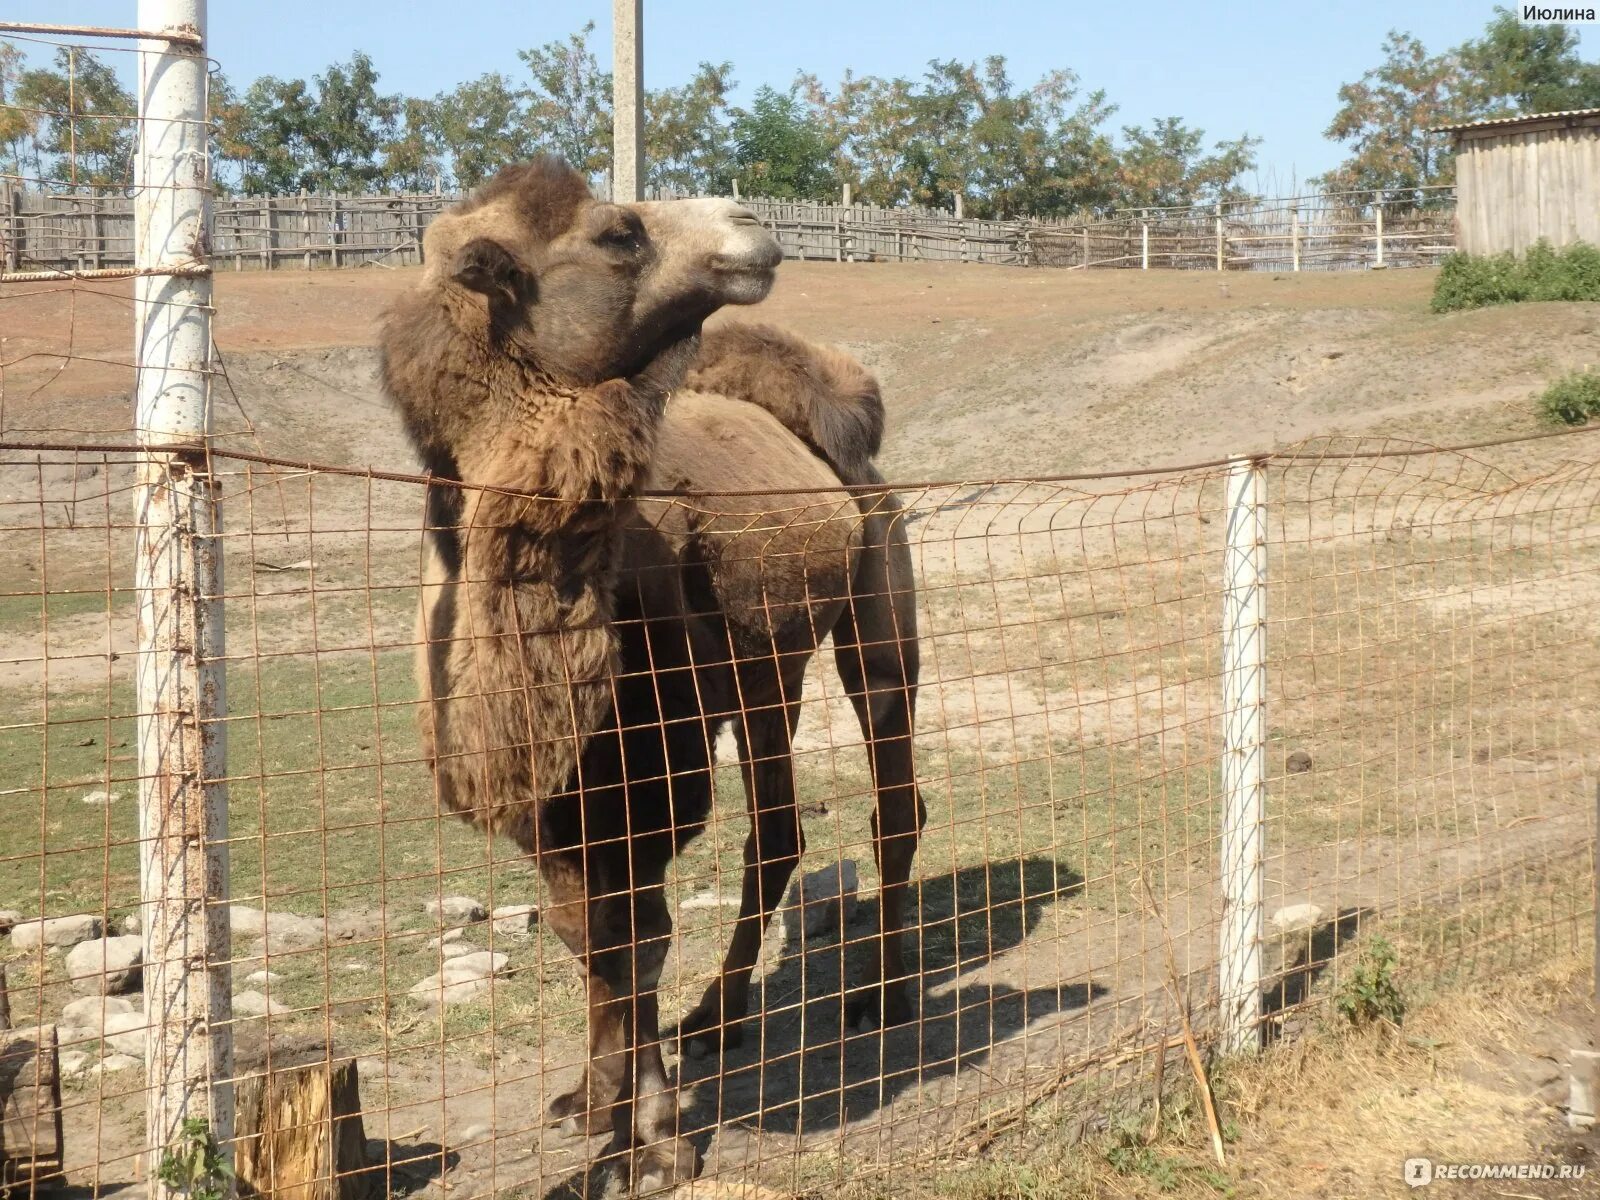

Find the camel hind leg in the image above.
[{"left": 833, "top": 487, "right": 924, "bottom": 1030}]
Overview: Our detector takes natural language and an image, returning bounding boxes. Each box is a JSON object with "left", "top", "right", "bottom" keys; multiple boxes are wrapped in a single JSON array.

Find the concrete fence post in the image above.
[
  {"left": 1220, "top": 454, "right": 1266, "bottom": 1055},
  {"left": 1374, "top": 190, "right": 1385, "bottom": 269},
  {"left": 133, "top": 1, "right": 234, "bottom": 1194}
]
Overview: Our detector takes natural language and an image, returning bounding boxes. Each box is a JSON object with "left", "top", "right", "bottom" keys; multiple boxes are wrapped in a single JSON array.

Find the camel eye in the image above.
[{"left": 598, "top": 219, "right": 643, "bottom": 252}]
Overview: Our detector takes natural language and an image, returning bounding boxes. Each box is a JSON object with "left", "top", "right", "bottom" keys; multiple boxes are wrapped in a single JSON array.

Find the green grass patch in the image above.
[
  {"left": 1538, "top": 369, "right": 1600, "bottom": 426},
  {"left": 1431, "top": 239, "right": 1600, "bottom": 312}
]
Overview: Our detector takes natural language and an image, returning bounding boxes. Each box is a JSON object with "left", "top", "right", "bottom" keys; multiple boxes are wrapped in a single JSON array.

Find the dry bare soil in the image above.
[
  {"left": 2, "top": 263, "right": 1598, "bottom": 1200},
  {"left": 5, "top": 263, "right": 1598, "bottom": 468}
]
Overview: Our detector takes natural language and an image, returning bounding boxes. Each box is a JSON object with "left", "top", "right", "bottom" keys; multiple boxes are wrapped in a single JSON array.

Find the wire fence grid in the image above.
[
  {"left": 1, "top": 430, "right": 1596, "bottom": 1198},
  {"left": 0, "top": 15, "right": 1593, "bottom": 1200}
]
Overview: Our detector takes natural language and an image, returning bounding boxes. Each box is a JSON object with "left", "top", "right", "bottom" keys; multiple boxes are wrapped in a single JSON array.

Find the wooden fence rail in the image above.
[{"left": 1, "top": 186, "right": 1457, "bottom": 277}]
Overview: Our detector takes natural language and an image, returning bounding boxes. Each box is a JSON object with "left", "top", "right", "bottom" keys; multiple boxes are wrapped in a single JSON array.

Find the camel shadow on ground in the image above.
[
  {"left": 676, "top": 854, "right": 1102, "bottom": 1137},
  {"left": 540, "top": 855, "right": 1100, "bottom": 1200}
]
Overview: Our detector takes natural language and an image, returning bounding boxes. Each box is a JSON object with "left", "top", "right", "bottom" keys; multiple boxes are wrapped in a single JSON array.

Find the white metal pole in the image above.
[
  {"left": 1374, "top": 190, "right": 1385, "bottom": 268},
  {"left": 1215, "top": 202, "right": 1224, "bottom": 271},
  {"left": 1290, "top": 204, "right": 1300, "bottom": 272},
  {"left": 134, "top": 1, "right": 233, "bottom": 1193},
  {"left": 1219, "top": 455, "right": 1266, "bottom": 1055},
  {"left": 611, "top": 0, "right": 643, "bottom": 202},
  {"left": 1141, "top": 215, "right": 1149, "bottom": 270}
]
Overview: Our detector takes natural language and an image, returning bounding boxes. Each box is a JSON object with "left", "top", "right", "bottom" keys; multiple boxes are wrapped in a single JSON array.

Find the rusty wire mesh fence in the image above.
[
  {"left": 0, "top": 15, "right": 1595, "bottom": 1200},
  {"left": 1, "top": 428, "right": 1597, "bottom": 1197}
]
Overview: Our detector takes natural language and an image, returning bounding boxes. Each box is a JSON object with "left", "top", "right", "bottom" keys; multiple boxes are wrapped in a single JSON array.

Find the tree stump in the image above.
[{"left": 234, "top": 1039, "right": 372, "bottom": 1200}]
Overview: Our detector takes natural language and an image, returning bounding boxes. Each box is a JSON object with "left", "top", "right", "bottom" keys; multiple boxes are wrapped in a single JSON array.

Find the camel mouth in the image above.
[{"left": 707, "top": 244, "right": 782, "bottom": 304}]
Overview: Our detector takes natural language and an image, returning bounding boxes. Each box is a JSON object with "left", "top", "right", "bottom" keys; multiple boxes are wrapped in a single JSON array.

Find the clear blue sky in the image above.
[{"left": 9, "top": 1, "right": 1591, "bottom": 188}]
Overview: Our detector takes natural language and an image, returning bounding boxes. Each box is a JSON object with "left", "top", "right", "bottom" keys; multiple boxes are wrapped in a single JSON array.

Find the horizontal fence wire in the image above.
[
  {"left": 0, "top": 428, "right": 1593, "bottom": 1197},
  {"left": 2, "top": 186, "right": 1458, "bottom": 278}
]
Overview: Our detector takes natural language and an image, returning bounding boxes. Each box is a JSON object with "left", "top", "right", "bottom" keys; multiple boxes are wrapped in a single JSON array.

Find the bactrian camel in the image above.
[{"left": 379, "top": 159, "right": 923, "bottom": 1192}]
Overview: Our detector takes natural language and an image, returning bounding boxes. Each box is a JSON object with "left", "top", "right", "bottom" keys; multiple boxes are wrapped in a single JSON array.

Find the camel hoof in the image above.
[
  {"left": 547, "top": 1090, "right": 609, "bottom": 1136},
  {"left": 632, "top": 1136, "right": 700, "bottom": 1195},
  {"left": 846, "top": 986, "right": 914, "bottom": 1033},
  {"left": 678, "top": 1011, "right": 745, "bottom": 1059}
]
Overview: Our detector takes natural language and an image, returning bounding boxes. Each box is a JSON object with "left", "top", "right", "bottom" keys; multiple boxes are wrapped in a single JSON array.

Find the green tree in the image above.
[
  {"left": 222, "top": 74, "right": 314, "bottom": 193},
  {"left": 730, "top": 86, "right": 834, "bottom": 200},
  {"left": 383, "top": 95, "right": 442, "bottom": 191},
  {"left": 520, "top": 21, "right": 611, "bottom": 181},
  {"left": 0, "top": 41, "right": 37, "bottom": 178},
  {"left": 432, "top": 72, "right": 532, "bottom": 189},
  {"left": 799, "top": 57, "right": 1131, "bottom": 217},
  {"left": 646, "top": 61, "right": 735, "bottom": 195},
  {"left": 1457, "top": 6, "right": 1600, "bottom": 114},
  {"left": 301, "top": 52, "right": 400, "bottom": 191},
  {"left": 13, "top": 47, "right": 135, "bottom": 189},
  {"left": 1115, "top": 117, "right": 1259, "bottom": 209},
  {"left": 1318, "top": 31, "right": 1465, "bottom": 196}
]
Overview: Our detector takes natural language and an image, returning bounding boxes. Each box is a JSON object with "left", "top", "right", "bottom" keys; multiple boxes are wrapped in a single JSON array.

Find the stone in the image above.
[
  {"left": 491, "top": 904, "right": 537, "bottom": 937},
  {"left": 679, "top": 892, "right": 737, "bottom": 912},
  {"left": 1269, "top": 903, "right": 1326, "bottom": 934},
  {"left": 59, "top": 1051, "right": 92, "bottom": 1077},
  {"left": 425, "top": 896, "right": 485, "bottom": 926},
  {"left": 782, "top": 861, "right": 859, "bottom": 942},
  {"left": 1285, "top": 749, "right": 1313, "bottom": 774},
  {"left": 65, "top": 935, "right": 144, "bottom": 995},
  {"left": 454, "top": 1124, "right": 489, "bottom": 1145},
  {"left": 80, "top": 790, "right": 121, "bottom": 806},
  {"left": 233, "top": 990, "right": 289, "bottom": 1018},
  {"left": 94, "top": 1053, "right": 141, "bottom": 1076},
  {"left": 439, "top": 943, "right": 473, "bottom": 961},
  {"left": 356, "top": 1057, "right": 385, "bottom": 1081},
  {"left": 445, "top": 951, "right": 508, "bottom": 980},
  {"left": 101, "top": 1010, "right": 149, "bottom": 1056},
  {"left": 10, "top": 914, "right": 104, "bottom": 951},
  {"left": 409, "top": 973, "right": 489, "bottom": 1008},
  {"left": 61, "top": 995, "right": 137, "bottom": 1030},
  {"left": 428, "top": 928, "right": 465, "bottom": 949},
  {"left": 409, "top": 951, "right": 509, "bottom": 1008},
  {"left": 229, "top": 906, "right": 325, "bottom": 949},
  {"left": 0, "top": 909, "right": 22, "bottom": 934},
  {"left": 117, "top": 913, "right": 141, "bottom": 936},
  {"left": 228, "top": 905, "right": 267, "bottom": 937},
  {"left": 245, "top": 970, "right": 284, "bottom": 986}
]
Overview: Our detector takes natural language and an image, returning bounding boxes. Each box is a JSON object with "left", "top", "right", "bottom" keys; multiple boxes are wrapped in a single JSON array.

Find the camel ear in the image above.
[{"left": 450, "top": 237, "right": 534, "bottom": 308}]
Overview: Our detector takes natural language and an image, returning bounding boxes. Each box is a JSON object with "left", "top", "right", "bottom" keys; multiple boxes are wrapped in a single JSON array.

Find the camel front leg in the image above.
[
  {"left": 679, "top": 692, "right": 806, "bottom": 1057},
  {"left": 591, "top": 882, "right": 698, "bottom": 1194}
]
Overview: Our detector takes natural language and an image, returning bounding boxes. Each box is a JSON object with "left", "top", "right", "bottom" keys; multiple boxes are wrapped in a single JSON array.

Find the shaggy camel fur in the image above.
[{"left": 381, "top": 160, "right": 922, "bottom": 1192}]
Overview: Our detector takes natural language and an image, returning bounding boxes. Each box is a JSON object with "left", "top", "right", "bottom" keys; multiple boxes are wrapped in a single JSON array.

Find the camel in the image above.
[{"left": 380, "top": 159, "right": 923, "bottom": 1192}]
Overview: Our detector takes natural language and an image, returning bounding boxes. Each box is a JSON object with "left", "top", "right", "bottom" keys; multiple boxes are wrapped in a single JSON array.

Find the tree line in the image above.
[
  {"left": 1321, "top": 6, "right": 1600, "bottom": 197},
  {"left": 0, "top": 23, "right": 1258, "bottom": 217},
  {"left": 1, "top": 7, "right": 1596, "bottom": 217}
]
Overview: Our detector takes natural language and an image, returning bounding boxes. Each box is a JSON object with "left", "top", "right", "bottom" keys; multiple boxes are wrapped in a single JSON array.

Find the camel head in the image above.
[{"left": 420, "top": 157, "right": 781, "bottom": 385}]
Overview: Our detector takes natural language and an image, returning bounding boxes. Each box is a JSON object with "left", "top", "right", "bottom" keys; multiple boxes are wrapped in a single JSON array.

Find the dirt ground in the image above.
[
  {"left": 5, "top": 262, "right": 1597, "bottom": 469},
  {"left": 2, "top": 263, "right": 1599, "bottom": 1200}
]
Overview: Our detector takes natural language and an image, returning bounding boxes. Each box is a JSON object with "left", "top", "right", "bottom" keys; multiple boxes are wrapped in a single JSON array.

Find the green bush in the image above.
[
  {"left": 1431, "top": 239, "right": 1600, "bottom": 312},
  {"left": 1539, "top": 370, "right": 1600, "bottom": 426},
  {"left": 1335, "top": 935, "right": 1406, "bottom": 1028}
]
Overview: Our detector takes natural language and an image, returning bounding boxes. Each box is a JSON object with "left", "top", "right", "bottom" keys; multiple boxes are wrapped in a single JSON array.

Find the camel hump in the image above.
[{"left": 686, "top": 322, "right": 884, "bottom": 485}]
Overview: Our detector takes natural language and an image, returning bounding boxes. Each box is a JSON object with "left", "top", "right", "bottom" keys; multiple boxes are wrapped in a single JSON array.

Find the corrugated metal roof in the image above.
[{"left": 1432, "top": 107, "right": 1600, "bottom": 134}]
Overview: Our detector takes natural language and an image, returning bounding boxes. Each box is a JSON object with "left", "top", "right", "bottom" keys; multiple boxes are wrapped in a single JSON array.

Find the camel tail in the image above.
[{"left": 686, "top": 322, "right": 885, "bottom": 485}]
